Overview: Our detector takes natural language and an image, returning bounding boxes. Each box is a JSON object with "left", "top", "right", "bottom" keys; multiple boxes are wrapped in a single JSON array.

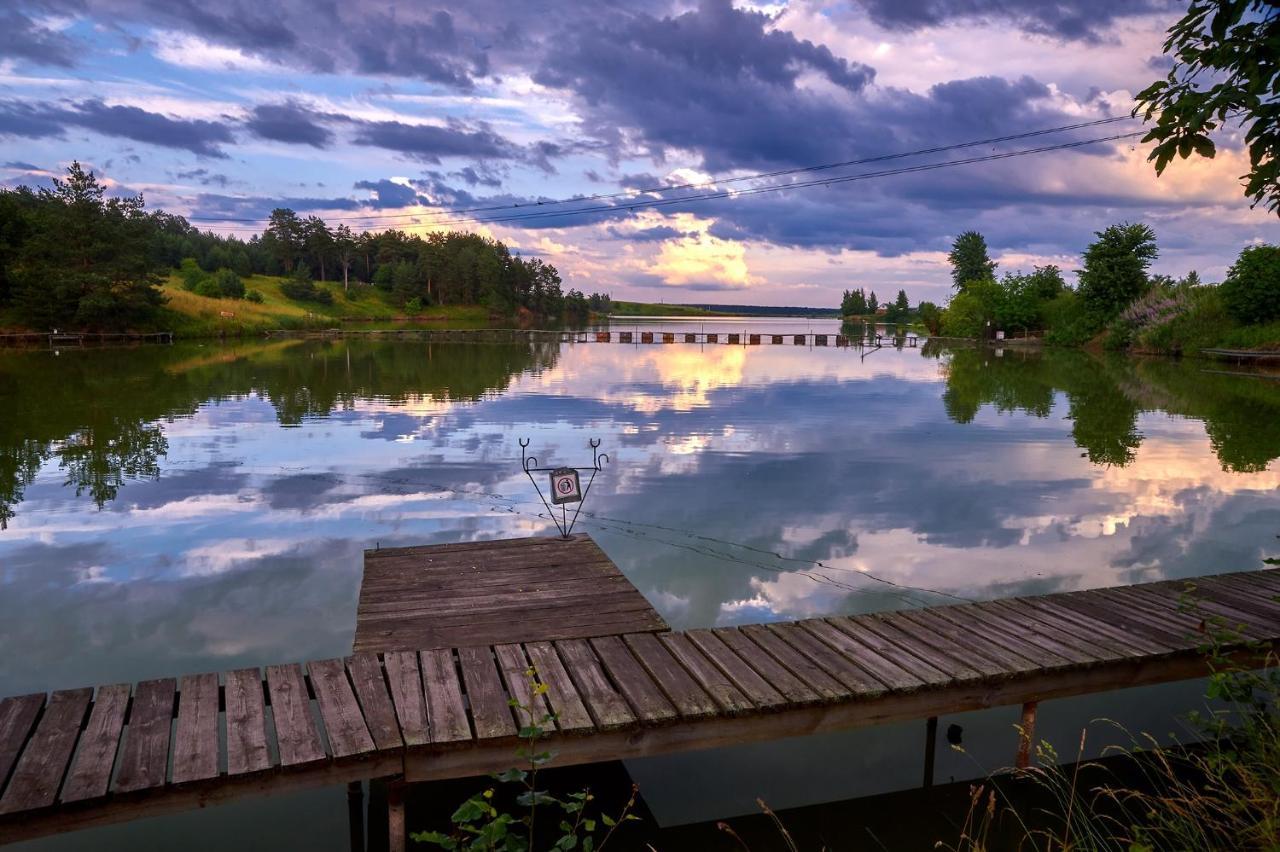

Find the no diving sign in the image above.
[{"left": 550, "top": 467, "right": 582, "bottom": 505}]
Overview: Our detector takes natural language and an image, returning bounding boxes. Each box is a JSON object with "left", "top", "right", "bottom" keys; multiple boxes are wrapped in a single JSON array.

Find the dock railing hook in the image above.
[{"left": 519, "top": 438, "right": 609, "bottom": 539}]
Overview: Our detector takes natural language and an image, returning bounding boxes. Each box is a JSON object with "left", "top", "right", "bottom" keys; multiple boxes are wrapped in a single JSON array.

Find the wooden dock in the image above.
[
  {"left": 353, "top": 535, "right": 668, "bottom": 652},
  {"left": 0, "top": 542, "right": 1277, "bottom": 845},
  {"left": 264, "top": 327, "right": 921, "bottom": 348}
]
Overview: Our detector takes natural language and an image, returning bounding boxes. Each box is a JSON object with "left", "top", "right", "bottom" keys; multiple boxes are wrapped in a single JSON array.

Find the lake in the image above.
[{"left": 2, "top": 318, "right": 1278, "bottom": 848}]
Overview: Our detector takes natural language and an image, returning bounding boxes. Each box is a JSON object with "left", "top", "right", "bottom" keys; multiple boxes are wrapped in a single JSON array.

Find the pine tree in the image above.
[{"left": 948, "top": 231, "right": 997, "bottom": 290}]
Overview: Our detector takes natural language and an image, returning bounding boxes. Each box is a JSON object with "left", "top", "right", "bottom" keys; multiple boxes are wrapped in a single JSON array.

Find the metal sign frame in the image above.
[{"left": 519, "top": 438, "right": 608, "bottom": 539}]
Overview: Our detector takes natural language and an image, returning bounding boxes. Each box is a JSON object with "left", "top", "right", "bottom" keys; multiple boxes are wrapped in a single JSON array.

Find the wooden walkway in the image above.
[
  {"left": 353, "top": 535, "right": 668, "bottom": 652},
  {"left": 1, "top": 562, "right": 1278, "bottom": 844}
]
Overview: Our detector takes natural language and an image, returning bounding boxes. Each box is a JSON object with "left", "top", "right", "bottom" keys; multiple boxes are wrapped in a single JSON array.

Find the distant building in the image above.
[{"left": 875, "top": 305, "right": 888, "bottom": 315}]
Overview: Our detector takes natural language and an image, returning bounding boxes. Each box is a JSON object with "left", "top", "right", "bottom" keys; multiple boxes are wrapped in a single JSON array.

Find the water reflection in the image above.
[{"left": 1, "top": 331, "right": 1278, "bottom": 700}]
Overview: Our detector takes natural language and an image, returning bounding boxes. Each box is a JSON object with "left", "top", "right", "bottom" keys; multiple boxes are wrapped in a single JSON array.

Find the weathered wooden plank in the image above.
[
  {"left": 522, "top": 642, "right": 594, "bottom": 732},
  {"left": 555, "top": 639, "right": 635, "bottom": 729},
  {"left": 895, "top": 609, "right": 1040, "bottom": 674},
  {"left": 0, "top": 689, "right": 90, "bottom": 813},
  {"left": 926, "top": 605, "right": 1074, "bottom": 669},
  {"left": 590, "top": 636, "right": 677, "bottom": 722},
  {"left": 59, "top": 685, "right": 129, "bottom": 803},
  {"left": 0, "top": 694, "right": 44, "bottom": 796},
  {"left": 1000, "top": 597, "right": 1155, "bottom": 659},
  {"left": 712, "top": 628, "right": 820, "bottom": 705},
  {"left": 420, "top": 649, "right": 471, "bottom": 743},
  {"left": 685, "top": 629, "right": 788, "bottom": 709},
  {"left": 986, "top": 599, "right": 1127, "bottom": 663},
  {"left": 1154, "top": 580, "right": 1280, "bottom": 629},
  {"left": 383, "top": 651, "right": 429, "bottom": 747},
  {"left": 346, "top": 654, "right": 402, "bottom": 751},
  {"left": 858, "top": 616, "right": 989, "bottom": 681},
  {"left": 172, "top": 674, "right": 220, "bottom": 784},
  {"left": 828, "top": 617, "right": 951, "bottom": 684},
  {"left": 265, "top": 664, "right": 326, "bottom": 767},
  {"left": 963, "top": 602, "right": 1102, "bottom": 665},
  {"left": 1199, "top": 575, "right": 1280, "bottom": 619},
  {"left": 493, "top": 644, "right": 552, "bottom": 729},
  {"left": 765, "top": 622, "right": 885, "bottom": 695},
  {"left": 657, "top": 632, "right": 755, "bottom": 713},
  {"left": 224, "top": 668, "right": 272, "bottom": 776},
  {"left": 457, "top": 647, "right": 518, "bottom": 740},
  {"left": 741, "top": 624, "right": 849, "bottom": 700},
  {"left": 624, "top": 633, "right": 719, "bottom": 718},
  {"left": 1115, "top": 585, "right": 1272, "bottom": 641},
  {"left": 1017, "top": 597, "right": 1168, "bottom": 656},
  {"left": 307, "top": 659, "right": 374, "bottom": 759},
  {"left": 799, "top": 619, "right": 923, "bottom": 692},
  {"left": 114, "top": 678, "right": 176, "bottom": 793},
  {"left": 1067, "top": 591, "right": 1200, "bottom": 648}
]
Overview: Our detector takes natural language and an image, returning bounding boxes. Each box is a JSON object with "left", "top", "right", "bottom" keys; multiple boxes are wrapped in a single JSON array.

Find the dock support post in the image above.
[
  {"left": 347, "top": 781, "right": 365, "bottom": 852},
  {"left": 923, "top": 715, "right": 938, "bottom": 788},
  {"left": 1016, "top": 701, "right": 1038, "bottom": 769},
  {"left": 387, "top": 779, "right": 406, "bottom": 852}
]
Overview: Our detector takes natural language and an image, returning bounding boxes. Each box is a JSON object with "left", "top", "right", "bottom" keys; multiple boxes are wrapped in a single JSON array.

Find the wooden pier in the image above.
[
  {"left": 1, "top": 535, "right": 1277, "bottom": 845},
  {"left": 354, "top": 535, "right": 668, "bottom": 652},
  {"left": 0, "top": 331, "right": 174, "bottom": 348},
  {"left": 265, "top": 327, "right": 922, "bottom": 348}
]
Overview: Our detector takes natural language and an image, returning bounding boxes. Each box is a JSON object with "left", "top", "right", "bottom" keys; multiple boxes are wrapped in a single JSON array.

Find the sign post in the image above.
[{"left": 519, "top": 439, "right": 608, "bottom": 539}]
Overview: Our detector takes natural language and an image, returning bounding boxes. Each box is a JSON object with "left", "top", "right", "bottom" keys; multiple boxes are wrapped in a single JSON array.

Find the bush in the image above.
[
  {"left": 211, "top": 267, "right": 244, "bottom": 299},
  {"left": 1042, "top": 291, "right": 1100, "bottom": 347},
  {"left": 279, "top": 277, "right": 333, "bottom": 304},
  {"left": 192, "top": 278, "right": 222, "bottom": 298},
  {"left": 404, "top": 296, "right": 423, "bottom": 314},
  {"left": 245, "top": 289, "right": 264, "bottom": 303},
  {"left": 178, "top": 257, "right": 207, "bottom": 292},
  {"left": 1219, "top": 244, "right": 1280, "bottom": 325},
  {"left": 1135, "top": 286, "right": 1232, "bottom": 355},
  {"left": 941, "top": 279, "right": 1003, "bottom": 337}
]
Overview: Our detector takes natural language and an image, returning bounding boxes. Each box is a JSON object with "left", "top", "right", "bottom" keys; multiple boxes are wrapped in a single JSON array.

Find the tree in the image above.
[
  {"left": 263, "top": 208, "right": 303, "bottom": 273},
  {"left": 1219, "top": 244, "right": 1280, "bottom": 325},
  {"left": 867, "top": 290, "right": 878, "bottom": 314},
  {"left": 302, "top": 216, "right": 332, "bottom": 281},
  {"left": 1077, "top": 223, "right": 1159, "bottom": 321},
  {"left": 885, "top": 289, "right": 911, "bottom": 323},
  {"left": 1135, "top": 1, "right": 1280, "bottom": 213},
  {"left": 10, "top": 162, "right": 164, "bottom": 330},
  {"left": 948, "top": 231, "right": 997, "bottom": 290},
  {"left": 333, "top": 224, "right": 355, "bottom": 292},
  {"left": 917, "top": 301, "right": 942, "bottom": 334},
  {"left": 941, "top": 278, "right": 1003, "bottom": 337}
]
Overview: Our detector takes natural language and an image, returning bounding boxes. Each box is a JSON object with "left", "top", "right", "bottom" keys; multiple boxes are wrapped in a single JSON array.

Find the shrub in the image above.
[
  {"left": 1219, "top": 244, "right": 1280, "bottom": 325},
  {"left": 178, "top": 257, "right": 207, "bottom": 292},
  {"left": 404, "top": 296, "right": 423, "bottom": 314},
  {"left": 941, "top": 279, "right": 1003, "bottom": 337},
  {"left": 244, "top": 289, "right": 264, "bottom": 303},
  {"left": 1042, "top": 291, "right": 1100, "bottom": 347},
  {"left": 211, "top": 268, "right": 244, "bottom": 299},
  {"left": 192, "top": 278, "right": 222, "bottom": 298},
  {"left": 279, "top": 277, "right": 333, "bottom": 304},
  {"left": 1135, "top": 286, "right": 1232, "bottom": 355}
]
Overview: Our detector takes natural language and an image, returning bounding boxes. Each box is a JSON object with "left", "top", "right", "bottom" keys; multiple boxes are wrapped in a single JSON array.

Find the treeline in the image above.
[
  {"left": 938, "top": 228, "right": 1280, "bottom": 353},
  {"left": 0, "top": 163, "right": 610, "bottom": 331},
  {"left": 839, "top": 287, "right": 918, "bottom": 324}
]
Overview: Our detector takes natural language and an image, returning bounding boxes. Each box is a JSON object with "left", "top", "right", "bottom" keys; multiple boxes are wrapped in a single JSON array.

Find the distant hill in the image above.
[{"left": 612, "top": 301, "right": 837, "bottom": 318}]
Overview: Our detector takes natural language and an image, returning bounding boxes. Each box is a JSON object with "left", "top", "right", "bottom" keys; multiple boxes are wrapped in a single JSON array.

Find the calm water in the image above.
[{"left": 3, "top": 318, "right": 1279, "bottom": 848}]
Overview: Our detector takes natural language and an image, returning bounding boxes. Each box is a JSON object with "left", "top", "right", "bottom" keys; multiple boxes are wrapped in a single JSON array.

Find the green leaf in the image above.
[
  {"left": 601, "top": 815, "right": 616, "bottom": 828},
  {"left": 493, "top": 768, "right": 528, "bottom": 784}
]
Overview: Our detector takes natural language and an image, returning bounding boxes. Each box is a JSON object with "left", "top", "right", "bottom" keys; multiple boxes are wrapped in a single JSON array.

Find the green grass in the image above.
[
  {"left": 608, "top": 301, "right": 727, "bottom": 317},
  {"left": 159, "top": 274, "right": 492, "bottom": 337}
]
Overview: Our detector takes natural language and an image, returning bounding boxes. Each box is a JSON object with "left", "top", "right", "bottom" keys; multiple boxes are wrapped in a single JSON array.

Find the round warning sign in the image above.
[{"left": 549, "top": 467, "right": 582, "bottom": 504}]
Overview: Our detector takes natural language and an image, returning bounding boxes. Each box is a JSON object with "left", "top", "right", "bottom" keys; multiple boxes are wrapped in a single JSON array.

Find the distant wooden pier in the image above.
[
  {"left": 266, "top": 328, "right": 922, "bottom": 347},
  {"left": 1, "top": 535, "right": 1276, "bottom": 846},
  {"left": 0, "top": 331, "right": 174, "bottom": 348}
]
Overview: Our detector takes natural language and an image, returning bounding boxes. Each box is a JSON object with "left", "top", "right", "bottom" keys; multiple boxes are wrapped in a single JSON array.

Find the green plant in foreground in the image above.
[{"left": 412, "top": 669, "right": 640, "bottom": 851}]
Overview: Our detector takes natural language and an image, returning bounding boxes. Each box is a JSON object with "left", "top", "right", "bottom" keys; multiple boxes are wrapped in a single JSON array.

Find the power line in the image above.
[
  {"left": 194, "top": 128, "right": 1145, "bottom": 234},
  {"left": 186, "top": 115, "right": 1140, "bottom": 227}
]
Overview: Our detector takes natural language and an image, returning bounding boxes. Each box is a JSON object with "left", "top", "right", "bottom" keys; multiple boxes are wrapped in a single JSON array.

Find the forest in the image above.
[{"left": 0, "top": 163, "right": 611, "bottom": 331}]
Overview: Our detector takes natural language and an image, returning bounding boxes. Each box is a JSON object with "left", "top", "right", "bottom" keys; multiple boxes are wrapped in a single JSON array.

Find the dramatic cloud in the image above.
[
  {"left": 352, "top": 178, "right": 423, "bottom": 208},
  {"left": 350, "top": 119, "right": 518, "bottom": 163},
  {"left": 856, "top": 0, "right": 1179, "bottom": 43},
  {"left": 0, "top": 97, "right": 235, "bottom": 157},
  {"left": 244, "top": 101, "right": 335, "bottom": 148},
  {"left": 0, "top": 10, "right": 78, "bottom": 67}
]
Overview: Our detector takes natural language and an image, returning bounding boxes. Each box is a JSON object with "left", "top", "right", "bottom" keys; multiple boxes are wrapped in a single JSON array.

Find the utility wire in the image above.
[{"left": 186, "top": 115, "right": 1141, "bottom": 229}]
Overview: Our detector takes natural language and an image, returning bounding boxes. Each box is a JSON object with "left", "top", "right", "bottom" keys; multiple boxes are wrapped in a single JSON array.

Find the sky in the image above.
[{"left": 1, "top": 0, "right": 1276, "bottom": 306}]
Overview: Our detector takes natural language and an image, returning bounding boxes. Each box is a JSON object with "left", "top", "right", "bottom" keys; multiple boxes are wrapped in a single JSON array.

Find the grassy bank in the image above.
[{"left": 608, "top": 301, "right": 726, "bottom": 317}]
